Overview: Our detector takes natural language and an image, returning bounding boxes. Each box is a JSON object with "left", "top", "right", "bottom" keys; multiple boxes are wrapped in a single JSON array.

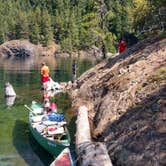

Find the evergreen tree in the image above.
[
  {"left": 14, "top": 11, "right": 29, "bottom": 39},
  {"left": 40, "top": 9, "right": 54, "bottom": 46},
  {"left": 0, "top": 0, "right": 164, "bottom": 52},
  {"left": 29, "top": 22, "right": 40, "bottom": 44}
]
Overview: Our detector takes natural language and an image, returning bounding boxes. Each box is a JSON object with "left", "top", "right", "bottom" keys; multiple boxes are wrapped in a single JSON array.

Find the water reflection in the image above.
[
  {"left": 5, "top": 96, "right": 16, "bottom": 107},
  {"left": 0, "top": 56, "right": 57, "bottom": 72},
  {"left": 13, "top": 120, "right": 48, "bottom": 166},
  {"left": 0, "top": 56, "right": 95, "bottom": 166},
  {"left": 0, "top": 154, "right": 18, "bottom": 166},
  {"left": 0, "top": 56, "right": 96, "bottom": 85}
]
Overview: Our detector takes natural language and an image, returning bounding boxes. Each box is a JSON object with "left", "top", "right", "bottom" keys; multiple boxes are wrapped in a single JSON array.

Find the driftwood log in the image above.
[
  {"left": 5, "top": 82, "right": 16, "bottom": 97},
  {"left": 4, "top": 82, "right": 16, "bottom": 106},
  {"left": 76, "top": 106, "right": 113, "bottom": 166},
  {"left": 5, "top": 96, "right": 16, "bottom": 107}
]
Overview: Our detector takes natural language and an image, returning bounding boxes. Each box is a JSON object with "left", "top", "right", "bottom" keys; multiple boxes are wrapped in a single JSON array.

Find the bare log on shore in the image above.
[{"left": 76, "top": 106, "right": 113, "bottom": 166}]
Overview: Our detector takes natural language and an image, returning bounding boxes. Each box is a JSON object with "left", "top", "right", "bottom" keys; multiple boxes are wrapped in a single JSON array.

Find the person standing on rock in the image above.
[
  {"left": 118, "top": 39, "right": 127, "bottom": 53},
  {"left": 41, "top": 62, "right": 50, "bottom": 88},
  {"left": 72, "top": 60, "right": 77, "bottom": 82}
]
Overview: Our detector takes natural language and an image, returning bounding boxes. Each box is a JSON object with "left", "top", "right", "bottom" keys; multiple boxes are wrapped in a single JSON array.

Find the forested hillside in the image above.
[{"left": 0, "top": 0, "right": 165, "bottom": 53}]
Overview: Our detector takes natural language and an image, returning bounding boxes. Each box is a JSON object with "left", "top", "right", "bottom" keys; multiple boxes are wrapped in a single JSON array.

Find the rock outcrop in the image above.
[
  {"left": 0, "top": 40, "right": 37, "bottom": 58},
  {"left": 0, "top": 40, "right": 104, "bottom": 59},
  {"left": 68, "top": 36, "right": 166, "bottom": 166},
  {"left": 0, "top": 40, "right": 59, "bottom": 58}
]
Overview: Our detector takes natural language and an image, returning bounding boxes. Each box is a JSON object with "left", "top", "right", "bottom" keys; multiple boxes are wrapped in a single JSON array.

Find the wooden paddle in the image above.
[{"left": 24, "top": 104, "right": 37, "bottom": 116}]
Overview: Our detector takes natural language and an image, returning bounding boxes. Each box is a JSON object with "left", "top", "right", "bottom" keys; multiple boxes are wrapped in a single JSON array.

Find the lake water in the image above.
[{"left": 0, "top": 57, "right": 95, "bottom": 166}]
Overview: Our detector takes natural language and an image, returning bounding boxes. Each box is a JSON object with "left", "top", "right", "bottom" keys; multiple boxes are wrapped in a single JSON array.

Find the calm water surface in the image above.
[{"left": 0, "top": 57, "right": 95, "bottom": 166}]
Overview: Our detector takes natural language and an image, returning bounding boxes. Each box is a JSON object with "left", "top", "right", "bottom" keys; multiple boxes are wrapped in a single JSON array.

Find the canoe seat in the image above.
[{"left": 54, "top": 134, "right": 62, "bottom": 140}]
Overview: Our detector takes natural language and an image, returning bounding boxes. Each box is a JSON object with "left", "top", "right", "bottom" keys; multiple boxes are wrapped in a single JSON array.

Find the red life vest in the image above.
[{"left": 119, "top": 40, "right": 126, "bottom": 53}]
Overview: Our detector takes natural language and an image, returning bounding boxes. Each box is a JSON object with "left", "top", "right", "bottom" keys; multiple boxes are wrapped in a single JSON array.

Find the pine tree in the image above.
[
  {"left": 29, "top": 22, "right": 40, "bottom": 44},
  {"left": 40, "top": 9, "right": 54, "bottom": 46},
  {"left": 14, "top": 10, "right": 29, "bottom": 39}
]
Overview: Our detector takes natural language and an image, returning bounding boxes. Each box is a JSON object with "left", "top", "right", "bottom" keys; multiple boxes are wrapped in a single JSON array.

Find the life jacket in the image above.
[
  {"left": 41, "top": 65, "right": 49, "bottom": 77},
  {"left": 49, "top": 102, "right": 57, "bottom": 110},
  {"left": 119, "top": 40, "right": 126, "bottom": 53}
]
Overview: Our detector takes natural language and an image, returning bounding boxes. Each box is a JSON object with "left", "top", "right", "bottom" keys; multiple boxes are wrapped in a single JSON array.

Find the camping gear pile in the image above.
[
  {"left": 30, "top": 101, "right": 68, "bottom": 141},
  {"left": 42, "top": 78, "right": 62, "bottom": 94}
]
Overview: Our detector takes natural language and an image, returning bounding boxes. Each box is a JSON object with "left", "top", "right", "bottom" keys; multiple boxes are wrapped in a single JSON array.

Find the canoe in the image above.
[
  {"left": 28, "top": 101, "right": 70, "bottom": 157},
  {"left": 50, "top": 148, "right": 74, "bottom": 166}
]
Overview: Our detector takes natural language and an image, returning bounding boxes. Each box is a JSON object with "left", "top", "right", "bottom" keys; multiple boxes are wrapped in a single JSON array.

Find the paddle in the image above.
[{"left": 24, "top": 104, "right": 37, "bottom": 116}]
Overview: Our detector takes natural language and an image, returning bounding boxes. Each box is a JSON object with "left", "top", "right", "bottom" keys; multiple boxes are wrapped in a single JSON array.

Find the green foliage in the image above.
[
  {"left": 131, "top": 0, "right": 165, "bottom": 36},
  {"left": 150, "top": 67, "right": 166, "bottom": 82},
  {"left": 60, "top": 37, "right": 73, "bottom": 53},
  {"left": 15, "top": 11, "right": 29, "bottom": 39},
  {"left": 40, "top": 9, "right": 54, "bottom": 46},
  {"left": 0, "top": 0, "right": 164, "bottom": 52},
  {"left": 132, "top": 0, "right": 150, "bottom": 32},
  {"left": 104, "top": 32, "right": 117, "bottom": 53},
  {"left": 29, "top": 22, "right": 40, "bottom": 44}
]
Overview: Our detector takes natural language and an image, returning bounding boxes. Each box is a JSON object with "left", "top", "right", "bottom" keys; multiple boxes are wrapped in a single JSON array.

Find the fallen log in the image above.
[{"left": 76, "top": 106, "right": 113, "bottom": 166}]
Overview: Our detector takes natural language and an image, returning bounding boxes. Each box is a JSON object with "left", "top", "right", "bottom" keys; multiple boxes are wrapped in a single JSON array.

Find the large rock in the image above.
[
  {"left": 0, "top": 40, "right": 37, "bottom": 58},
  {"left": 0, "top": 40, "right": 59, "bottom": 59},
  {"left": 68, "top": 36, "right": 166, "bottom": 166}
]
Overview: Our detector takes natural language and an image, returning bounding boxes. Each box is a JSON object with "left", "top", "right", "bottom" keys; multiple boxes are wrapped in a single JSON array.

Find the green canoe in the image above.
[{"left": 28, "top": 102, "right": 70, "bottom": 157}]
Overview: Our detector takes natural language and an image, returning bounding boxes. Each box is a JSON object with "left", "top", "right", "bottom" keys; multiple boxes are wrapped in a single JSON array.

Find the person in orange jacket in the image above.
[
  {"left": 41, "top": 62, "right": 50, "bottom": 84},
  {"left": 118, "top": 39, "right": 127, "bottom": 53}
]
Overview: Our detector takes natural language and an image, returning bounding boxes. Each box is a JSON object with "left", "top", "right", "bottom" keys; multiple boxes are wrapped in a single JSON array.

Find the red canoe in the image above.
[{"left": 50, "top": 148, "right": 74, "bottom": 166}]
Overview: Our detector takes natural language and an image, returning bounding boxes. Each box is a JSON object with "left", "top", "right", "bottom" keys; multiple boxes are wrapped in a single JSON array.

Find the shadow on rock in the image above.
[{"left": 100, "top": 85, "right": 165, "bottom": 166}]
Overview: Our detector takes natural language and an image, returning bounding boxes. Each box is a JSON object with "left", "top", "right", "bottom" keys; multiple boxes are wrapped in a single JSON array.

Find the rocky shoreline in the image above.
[{"left": 66, "top": 35, "right": 166, "bottom": 166}]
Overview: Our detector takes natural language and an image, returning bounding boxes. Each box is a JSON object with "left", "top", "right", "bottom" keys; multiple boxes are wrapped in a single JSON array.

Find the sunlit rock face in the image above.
[
  {"left": 0, "top": 40, "right": 37, "bottom": 58},
  {"left": 68, "top": 36, "right": 166, "bottom": 165},
  {"left": 0, "top": 40, "right": 59, "bottom": 59},
  {"left": 0, "top": 40, "right": 57, "bottom": 70}
]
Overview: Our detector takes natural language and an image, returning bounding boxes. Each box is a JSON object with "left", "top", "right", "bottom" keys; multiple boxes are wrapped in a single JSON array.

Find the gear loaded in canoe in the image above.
[{"left": 26, "top": 101, "right": 71, "bottom": 158}]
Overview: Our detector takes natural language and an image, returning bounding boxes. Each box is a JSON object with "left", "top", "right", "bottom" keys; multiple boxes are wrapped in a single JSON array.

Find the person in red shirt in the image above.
[{"left": 118, "top": 39, "right": 127, "bottom": 53}]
